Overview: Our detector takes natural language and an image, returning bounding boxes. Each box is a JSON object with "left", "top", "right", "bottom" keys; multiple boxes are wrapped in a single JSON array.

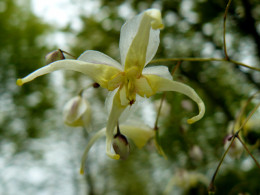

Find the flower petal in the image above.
[
  {"left": 120, "top": 9, "right": 163, "bottom": 72},
  {"left": 80, "top": 128, "right": 106, "bottom": 174},
  {"left": 106, "top": 91, "right": 128, "bottom": 159},
  {"left": 135, "top": 76, "right": 154, "bottom": 98},
  {"left": 120, "top": 124, "right": 155, "bottom": 148},
  {"left": 17, "top": 60, "right": 121, "bottom": 89},
  {"left": 78, "top": 50, "right": 123, "bottom": 70},
  {"left": 146, "top": 75, "right": 205, "bottom": 123},
  {"left": 142, "top": 66, "right": 173, "bottom": 80}
]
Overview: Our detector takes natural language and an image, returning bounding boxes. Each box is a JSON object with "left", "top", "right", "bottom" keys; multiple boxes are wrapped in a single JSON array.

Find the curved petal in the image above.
[
  {"left": 106, "top": 91, "right": 128, "bottom": 159},
  {"left": 135, "top": 76, "right": 154, "bottom": 98},
  {"left": 80, "top": 128, "right": 106, "bottom": 174},
  {"left": 146, "top": 75, "right": 205, "bottom": 124},
  {"left": 120, "top": 9, "right": 163, "bottom": 72},
  {"left": 17, "top": 60, "right": 121, "bottom": 89},
  {"left": 143, "top": 66, "right": 172, "bottom": 80},
  {"left": 120, "top": 124, "right": 155, "bottom": 148},
  {"left": 78, "top": 50, "right": 123, "bottom": 70}
]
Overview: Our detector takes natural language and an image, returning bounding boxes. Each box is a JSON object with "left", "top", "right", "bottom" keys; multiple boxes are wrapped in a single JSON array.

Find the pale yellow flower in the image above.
[{"left": 17, "top": 9, "right": 205, "bottom": 160}]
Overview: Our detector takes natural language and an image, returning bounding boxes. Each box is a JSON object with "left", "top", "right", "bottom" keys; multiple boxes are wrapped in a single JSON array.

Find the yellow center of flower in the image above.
[{"left": 107, "top": 67, "right": 141, "bottom": 106}]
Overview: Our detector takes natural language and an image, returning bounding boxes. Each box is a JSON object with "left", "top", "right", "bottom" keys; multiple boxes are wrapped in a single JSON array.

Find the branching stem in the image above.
[
  {"left": 209, "top": 101, "right": 260, "bottom": 193},
  {"left": 150, "top": 58, "right": 260, "bottom": 72}
]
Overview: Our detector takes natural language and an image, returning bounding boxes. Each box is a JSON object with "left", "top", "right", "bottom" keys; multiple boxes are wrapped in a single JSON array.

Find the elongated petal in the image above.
[
  {"left": 106, "top": 91, "right": 128, "bottom": 159},
  {"left": 143, "top": 66, "right": 172, "bottom": 80},
  {"left": 80, "top": 128, "right": 106, "bottom": 174},
  {"left": 16, "top": 60, "right": 121, "bottom": 89},
  {"left": 146, "top": 75, "right": 205, "bottom": 123},
  {"left": 120, "top": 9, "right": 163, "bottom": 72},
  {"left": 78, "top": 50, "right": 123, "bottom": 70},
  {"left": 120, "top": 125, "right": 155, "bottom": 148}
]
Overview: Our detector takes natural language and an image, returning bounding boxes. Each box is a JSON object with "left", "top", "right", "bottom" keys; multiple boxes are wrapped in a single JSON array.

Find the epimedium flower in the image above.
[{"left": 17, "top": 9, "right": 205, "bottom": 160}]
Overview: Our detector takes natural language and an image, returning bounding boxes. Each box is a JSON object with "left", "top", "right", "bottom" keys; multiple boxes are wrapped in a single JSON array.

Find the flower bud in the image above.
[
  {"left": 112, "top": 132, "right": 130, "bottom": 160},
  {"left": 189, "top": 145, "right": 203, "bottom": 162},
  {"left": 45, "top": 49, "right": 65, "bottom": 64},
  {"left": 63, "top": 96, "right": 91, "bottom": 128}
]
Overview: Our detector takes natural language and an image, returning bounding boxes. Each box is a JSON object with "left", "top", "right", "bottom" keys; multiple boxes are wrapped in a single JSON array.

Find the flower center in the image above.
[
  {"left": 107, "top": 67, "right": 141, "bottom": 106},
  {"left": 124, "top": 67, "right": 141, "bottom": 105}
]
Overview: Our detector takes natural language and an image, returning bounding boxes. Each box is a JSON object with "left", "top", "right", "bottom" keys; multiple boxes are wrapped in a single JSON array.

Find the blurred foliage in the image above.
[
  {"left": 1, "top": 0, "right": 260, "bottom": 195},
  {"left": 0, "top": 0, "right": 54, "bottom": 147}
]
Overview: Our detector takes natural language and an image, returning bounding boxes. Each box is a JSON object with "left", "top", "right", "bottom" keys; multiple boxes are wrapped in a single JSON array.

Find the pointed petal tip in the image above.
[{"left": 16, "top": 79, "right": 24, "bottom": 86}]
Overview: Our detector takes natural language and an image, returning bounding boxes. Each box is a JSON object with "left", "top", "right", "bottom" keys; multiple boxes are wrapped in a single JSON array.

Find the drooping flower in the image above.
[
  {"left": 80, "top": 124, "right": 155, "bottom": 174},
  {"left": 17, "top": 9, "right": 205, "bottom": 160}
]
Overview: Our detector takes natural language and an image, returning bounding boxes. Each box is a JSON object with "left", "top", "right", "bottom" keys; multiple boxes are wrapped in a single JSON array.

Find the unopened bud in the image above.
[
  {"left": 112, "top": 132, "right": 130, "bottom": 160},
  {"left": 63, "top": 96, "right": 91, "bottom": 128},
  {"left": 45, "top": 49, "right": 65, "bottom": 64}
]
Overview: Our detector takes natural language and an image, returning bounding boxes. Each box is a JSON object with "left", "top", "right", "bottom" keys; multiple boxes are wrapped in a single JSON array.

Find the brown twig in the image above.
[
  {"left": 223, "top": 0, "right": 232, "bottom": 60},
  {"left": 208, "top": 101, "right": 260, "bottom": 193},
  {"left": 236, "top": 135, "right": 260, "bottom": 169}
]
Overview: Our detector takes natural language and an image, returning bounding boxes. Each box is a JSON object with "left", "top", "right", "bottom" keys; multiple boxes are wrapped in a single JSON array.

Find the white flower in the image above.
[{"left": 17, "top": 9, "right": 205, "bottom": 160}]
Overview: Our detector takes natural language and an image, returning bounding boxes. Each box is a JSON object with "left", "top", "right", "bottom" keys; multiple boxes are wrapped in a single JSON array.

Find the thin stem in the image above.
[
  {"left": 154, "top": 93, "right": 166, "bottom": 130},
  {"left": 223, "top": 0, "right": 233, "bottom": 60},
  {"left": 235, "top": 102, "right": 260, "bottom": 135},
  {"left": 208, "top": 136, "right": 236, "bottom": 193},
  {"left": 150, "top": 58, "right": 260, "bottom": 72},
  {"left": 232, "top": 91, "right": 260, "bottom": 133},
  {"left": 171, "top": 61, "right": 182, "bottom": 75},
  {"left": 236, "top": 135, "right": 260, "bottom": 169},
  {"left": 59, "top": 49, "right": 77, "bottom": 59},
  {"left": 153, "top": 62, "right": 181, "bottom": 159},
  {"left": 229, "top": 59, "right": 260, "bottom": 71},
  {"left": 209, "top": 101, "right": 260, "bottom": 192},
  {"left": 78, "top": 82, "right": 100, "bottom": 96}
]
